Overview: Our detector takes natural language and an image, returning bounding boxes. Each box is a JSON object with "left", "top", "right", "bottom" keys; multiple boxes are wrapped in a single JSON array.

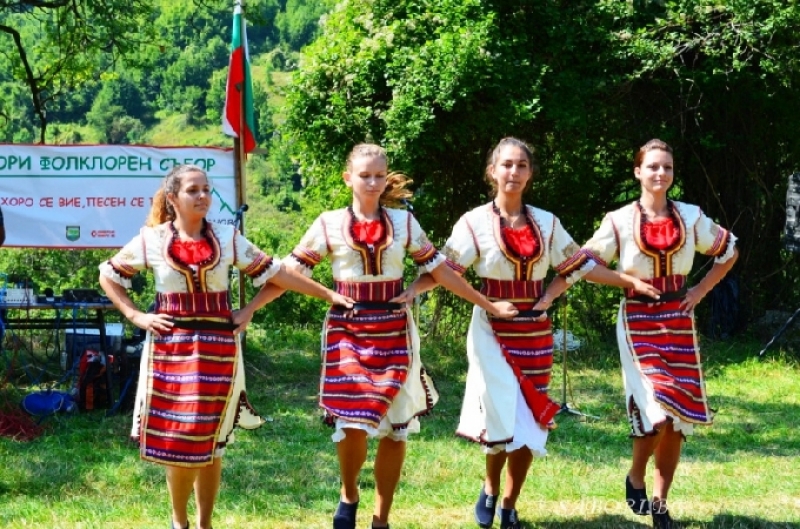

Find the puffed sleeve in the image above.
[
  {"left": 234, "top": 230, "right": 281, "bottom": 287},
  {"left": 440, "top": 214, "right": 479, "bottom": 275},
  {"left": 98, "top": 232, "right": 147, "bottom": 289},
  {"left": 286, "top": 215, "right": 330, "bottom": 278},
  {"left": 549, "top": 216, "right": 597, "bottom": 284},
  {"left": 694, "top": 209, "right": 737, "bottom": 264},
  {"left": 580, "top": 213, "right": 620, "bottom": 267},
  {"left": 406, "top": 213, "right": 446, "bottom": 273}
]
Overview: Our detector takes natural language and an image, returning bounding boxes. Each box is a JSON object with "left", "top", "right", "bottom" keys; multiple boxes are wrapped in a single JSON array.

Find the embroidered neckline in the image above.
[
  {"left": 347, "top": 206, "right": 387, "bottom": 276},
  {"left": 636, "top": 200, "right": 680, "bottom": 252},
  {"left": 492, "top": 200, "right": 536, "bottom": 259},
  {"left": 168, "top": 219, "right": 216, "bottom": 290}
]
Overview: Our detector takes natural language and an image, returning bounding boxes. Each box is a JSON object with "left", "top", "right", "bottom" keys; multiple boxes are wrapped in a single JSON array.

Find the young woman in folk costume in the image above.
[
  {"left": 265, "top": 143, "right": 518, "bottom": 529},
  {"left": 401, "top": 137, "right": 660, "bottom": 529},
  {"left": 581, "top": 139, "right": 738, "bottom": 529},
  {"left": 99, "top": 164, "right": 353, "bottom": 529}
]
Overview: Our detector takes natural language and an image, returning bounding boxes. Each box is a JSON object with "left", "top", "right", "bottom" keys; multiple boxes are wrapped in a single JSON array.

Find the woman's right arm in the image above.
[
  {"left": 392, "top": 272, "right": 438, "bottom": 304},
  {"left": 98, "top": 275, "right": 173, "bottom": 334}
]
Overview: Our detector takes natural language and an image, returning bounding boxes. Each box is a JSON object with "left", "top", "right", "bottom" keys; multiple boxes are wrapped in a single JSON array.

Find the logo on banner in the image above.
[
  {"left": 213, "top": 188, "right": 236, "bottom": 215},
  {"left": 66, "top": 226, "right": 81, "bottom": 241}
]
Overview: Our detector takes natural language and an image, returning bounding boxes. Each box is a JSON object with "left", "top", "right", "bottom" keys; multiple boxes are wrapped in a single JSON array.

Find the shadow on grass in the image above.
[{"left": 530, "top": 514, "right": 798, "bottom": 528}]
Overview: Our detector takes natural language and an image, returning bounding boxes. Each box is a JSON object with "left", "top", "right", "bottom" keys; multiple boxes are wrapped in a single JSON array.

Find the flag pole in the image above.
[{"left": 235, "top": 0, "right": 247, "bottom": 348}]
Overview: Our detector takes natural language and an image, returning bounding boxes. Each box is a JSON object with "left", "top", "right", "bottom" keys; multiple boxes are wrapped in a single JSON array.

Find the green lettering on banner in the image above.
[
  {"left": 159, "top": 158, "right": 174, "bottom": 171},
  {"left": 51, "top": 157, "right": 65, "bottom": 170},
  {"left": 105, "top": 156, "right": 117, "bottom": 170},
  {"left": 92, "top": 156, "right": 104, "bottom": 170},
  {"left": 40, "top": 157, "right": 51, "bottom": 170},
  {"left": 140, "top": 157, "right": 153, "bottom": 171},
  {"left": 0, "top": 155, "right": 32, "bottom": 171},
  {"left": 206, "top": 158, "right": 216, "bottom": 171}
]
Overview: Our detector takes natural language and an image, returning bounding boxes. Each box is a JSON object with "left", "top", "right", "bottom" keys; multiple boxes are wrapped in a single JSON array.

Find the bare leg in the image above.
[
  {"left": 372, "top": 436, "right": 406, "bottom": 528},
  {"left": 629, "top": 428, "right": 664, "bottom": 488},
  {"left": 195, "top": 457, "right": 223, "bottom": 529},
  {"left": 484, "top": 451, "right": 508, "bottom": 496},
  {"left": 652, "top": 423, "right": 683, "bottom": 508},
  {"left": 337, "top": 428, "right": 368, "bottom": 503},
  {"left": 166, "top": 465, "right": 197, "bottom": 529},
  {"left": 501, "top": 449, "right": 533, "bottom": 509}
]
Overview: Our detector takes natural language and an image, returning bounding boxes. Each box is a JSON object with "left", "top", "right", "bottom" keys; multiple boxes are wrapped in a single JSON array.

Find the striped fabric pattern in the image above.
[
  {"left": 555, "top": 248, "right": 597, "bottom": 277},
  {"left": 481, "top": 278, "right": 544, "bottom": 302},
  {"left": 624, "top": 274, "right": 686, "bottom": 299},
  {"left": 487, "top": 315, "right": 560, "bottom": 426},
  {"left": 704, "top": 226, "right": 732, "bottom": 257},
  {"left": 334, "top": 279, "right": 403, "bottom": 301},
  {"left": 140, "top": 292, "right": 237, "bottom": 467},
  {"left": 321, "top": 309, "right": 411, "bottom": 428},
  {"left": 409, "top": 242, "right": 439, "bottom": 267},
  {"left": 623, "top": 299, "right": 711, "bottom": 425}
]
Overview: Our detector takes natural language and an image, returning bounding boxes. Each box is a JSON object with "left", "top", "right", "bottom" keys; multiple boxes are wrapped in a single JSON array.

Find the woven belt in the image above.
[
  {"left": 170, "top": 319, "right": 238, "bottom": 331},
  {"left": 516, "top": 309, "right": 546, "bottom": 318},
  {"left": 333, "top": 301, "right": 405, "bottom": 312}
]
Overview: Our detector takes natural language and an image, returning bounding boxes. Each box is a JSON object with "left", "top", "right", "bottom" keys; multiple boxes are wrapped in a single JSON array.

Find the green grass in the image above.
[{"left": 1, "top": 329, "right": 798, "bottom": 528}]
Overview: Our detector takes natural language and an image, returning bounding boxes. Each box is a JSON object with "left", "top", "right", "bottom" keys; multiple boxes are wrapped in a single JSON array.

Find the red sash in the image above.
[{"left": 487, "top": 315, "right": 560, "bottom": 426}]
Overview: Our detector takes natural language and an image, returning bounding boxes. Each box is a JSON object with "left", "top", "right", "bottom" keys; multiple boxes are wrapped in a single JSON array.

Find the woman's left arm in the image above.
[
  {"left": 682, "top": 247, "right": 739, "bottom": 313},
  {"left": 231, "top": 267, "right": 353, "bottom": 333},
  {"left": 428, "top": 263, "right": 518, "bottom": 318}
]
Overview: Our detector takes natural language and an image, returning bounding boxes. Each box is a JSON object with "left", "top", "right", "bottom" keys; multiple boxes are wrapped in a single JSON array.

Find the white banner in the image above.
[{"left": 0, "top": 145, "right": 238, "bottom": 248}]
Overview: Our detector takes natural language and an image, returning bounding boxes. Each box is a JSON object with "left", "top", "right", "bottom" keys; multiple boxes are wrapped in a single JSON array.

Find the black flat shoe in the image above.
[
  {"left": 333, "top": 500, "right": 359, "bottom": 529},
  {"left": 474, "top": 486, "right": 498, "bottom": 528},
  {"left": 652, "top": 504, "right": 680, "bottom": 529},
  {"left": 626, "top": 475, "right": 650, "bottom": 515},
  {"left": 498, "top": 508, "right": 520, "bottom": 529}
]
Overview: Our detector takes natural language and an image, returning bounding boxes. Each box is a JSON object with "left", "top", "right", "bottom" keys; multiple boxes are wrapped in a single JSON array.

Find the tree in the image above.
[
  {"left": 0, "top": 0, "right": 157, "bottom": 142},
  {"left": 285, "top": 0, "right": 800, "bottom": 334},
  {"left": 275, "top": 0, "right": 332, "bottom": 51}
]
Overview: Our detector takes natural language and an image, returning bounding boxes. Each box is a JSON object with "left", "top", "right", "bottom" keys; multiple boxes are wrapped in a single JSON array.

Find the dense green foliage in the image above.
[
  {"left": 284, "top": 0, "right": 800, "bottom": 334},
  {"left": 3, "top": 1, "right": 800, "bottom": 339}
]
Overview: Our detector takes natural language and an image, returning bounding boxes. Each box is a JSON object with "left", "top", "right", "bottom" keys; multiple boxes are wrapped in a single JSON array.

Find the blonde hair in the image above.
[
  {"left": 146, "top": 164, "right": 208, "bottom": 227},
  {"left": 346, "top": 143, "right": 413, "bottom": 209},
  {"left": 484, "top": 137, "right": 539, "bottom": 197}
]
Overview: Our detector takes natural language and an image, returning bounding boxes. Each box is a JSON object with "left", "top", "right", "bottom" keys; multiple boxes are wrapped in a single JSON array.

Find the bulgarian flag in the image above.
[{"left": 222, "top": 1, "right": 256, "bottom": 153}]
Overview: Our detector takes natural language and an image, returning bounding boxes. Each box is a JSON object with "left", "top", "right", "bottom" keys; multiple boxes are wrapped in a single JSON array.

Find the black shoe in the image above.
[
  {"left": 652, "top": 503, "right": 679, "bottom": 529},
  {"left": 626, "top": 475, "right": 650, "bottom": 515},
  {"left": 474, "top": 486, "right": 498, "bottom": 528},
  {"left": 333, "top": 500, "right": 359, "bottom": 529},
  {"left": 498, "top": 508, "right": 520, "bottom": 529}
]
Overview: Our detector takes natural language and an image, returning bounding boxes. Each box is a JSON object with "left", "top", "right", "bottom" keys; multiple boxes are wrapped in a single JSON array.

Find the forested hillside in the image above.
[
  {"left": 0, "top": 0, "right": 338, "bottom": 327},
  {"left": 2, "top": 1, "right": 800, "bottom": 340}
]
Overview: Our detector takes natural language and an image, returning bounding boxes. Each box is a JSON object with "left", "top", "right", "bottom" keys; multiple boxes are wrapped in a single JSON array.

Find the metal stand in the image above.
[
  {"left": 556, "top": 294, "right": 599, "bottom": 419},
  {"left": 758, "top": 306, "right": 800, "bottom": 357}
]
